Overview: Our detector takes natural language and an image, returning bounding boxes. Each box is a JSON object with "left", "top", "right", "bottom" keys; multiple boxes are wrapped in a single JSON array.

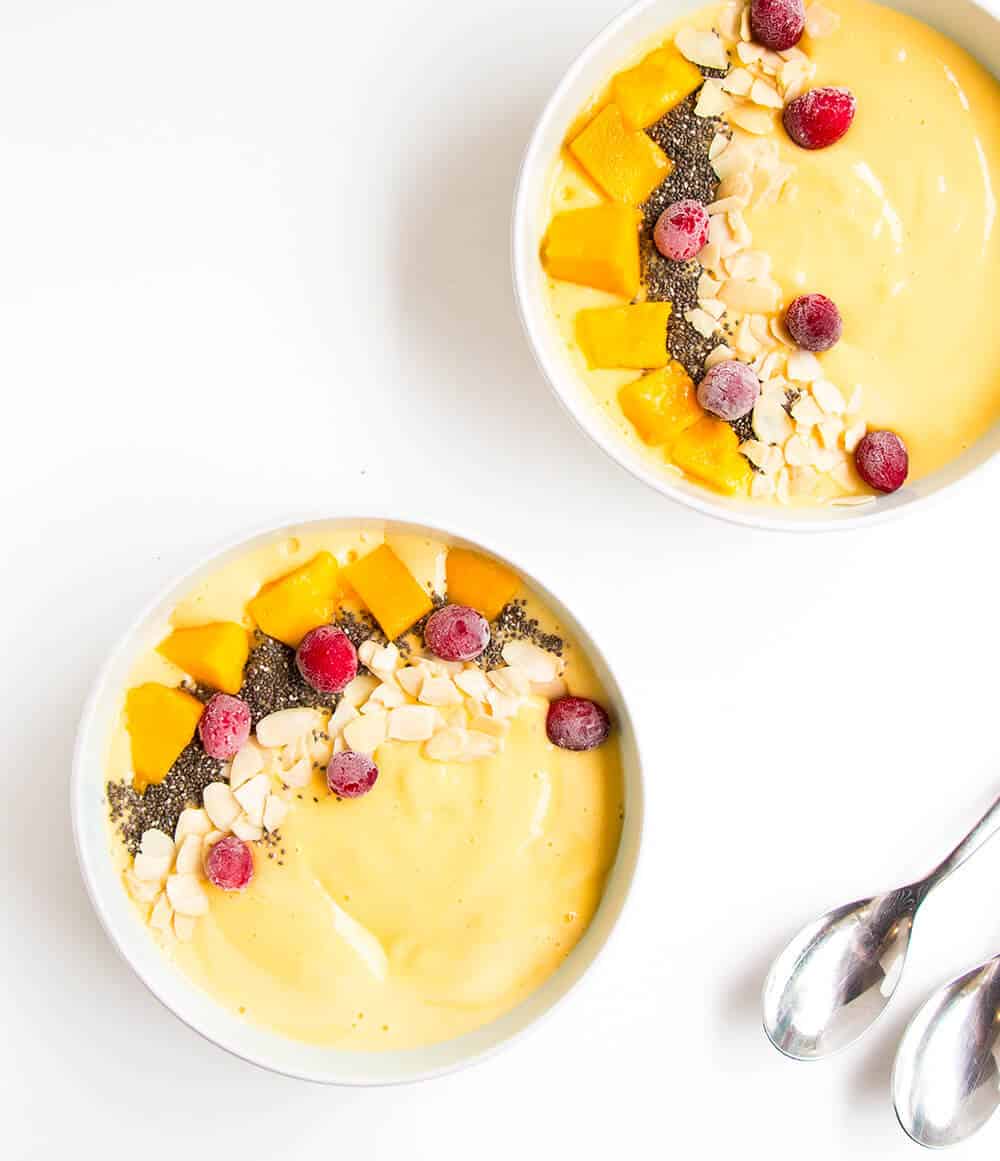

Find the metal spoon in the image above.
[
  {"left": 762, "top": 794, "right": 1000, "bottom": 1061},
  {"left": 893, "top": 956, "right": 1000, "bottom": 1149}
]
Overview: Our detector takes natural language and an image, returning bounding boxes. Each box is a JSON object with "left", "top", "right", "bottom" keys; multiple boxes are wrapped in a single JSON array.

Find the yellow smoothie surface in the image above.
[
  {"left": 542, "top": 0, "right": 1000, "bottom": 504},
  {"left": 105, "top": 525, "right": 624, "bottom": 1051}
]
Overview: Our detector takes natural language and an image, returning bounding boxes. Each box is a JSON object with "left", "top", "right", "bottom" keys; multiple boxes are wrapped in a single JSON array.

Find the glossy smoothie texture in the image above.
[
  {"left": 545, "top": 0, "right": 1000, "bottom": 496},
  {"left": 106, "top": 527, "right": 624, "bottom": 1051}
]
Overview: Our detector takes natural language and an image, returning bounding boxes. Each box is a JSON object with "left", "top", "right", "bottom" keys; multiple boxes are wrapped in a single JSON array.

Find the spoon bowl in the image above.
[{"left": 893, "top": 957, "right": 1000, "bottom": 1149}]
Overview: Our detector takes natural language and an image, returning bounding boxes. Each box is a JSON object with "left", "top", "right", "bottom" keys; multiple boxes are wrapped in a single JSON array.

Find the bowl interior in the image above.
[
  {"left": 512, "top": 0, "right": 1000, "bottom": 531},
  {"left": 72, "top": 515, "right": 644, "bottom": 1085}
]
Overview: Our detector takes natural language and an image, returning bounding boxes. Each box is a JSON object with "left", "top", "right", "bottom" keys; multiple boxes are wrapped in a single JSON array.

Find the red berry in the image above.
[
  {"left": 327, "top": 751, "right": 379, "bottom": 798},
  {"left": 697, "top": 360, "right": 760, "bottom": 421},
  {"left": 204, "top": 835, "right": 254, "bottom": 890},
  {"left": 855, "top": 430, "right": 909, "bottom": 493},
  {"left": 784, "top": 87, "right": 857, "bottom": 150},
  {"left": 750, "top": 0, "right": 805, "bottom": 50},
  {"left": 786, "top": 294, "right": 843, "bottom": 352},
  {"left": 546, "top": 697, "right": 611, "bottom": 751},
  {"left": 653, "top": 199, "right": 711, "bottom": 262},
  {"left": 424, "top": 604, "right": 490, "bottom": 662},
  {"left": 295, "top": 626, "right": 357, "bottom": 693},
  {"left": 198, "top": 693, "right": 251, "bottom": 760}
]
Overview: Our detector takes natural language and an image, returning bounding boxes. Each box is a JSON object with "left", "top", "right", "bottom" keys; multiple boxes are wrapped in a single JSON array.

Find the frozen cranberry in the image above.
[
  {"left": 786, "top": 294, "right": 843, "bottom": 352},
  {"left": 546, "top": 697, "right": 611, "bottom": 752},
  {"left": 296, "top": 625, "right": 358, "bottom": 693},
  {"left": 784, "top": 87, "right": 857, "bottom": 149},
  {"left": 424, "top": 604, "right": 490, "bottom": 662},
  {"left": 855, "top": 430, "right": 909, "bottom": 493},
  {"left": 697, "top": 360, "right": 760, "bottom": 421},
  {"left": 198, "top": 693, "right": 251, "bottom": 760},
  {"left": 750, "top": 0, "right": 805, "bottom": 50},
  {"left": 204, "top": 835, "right": 254, "bottom": 890},
  {"left": 327, "top": 751, "right": 379, "bottom": 798},
  {"left": 653, "top": 199, "right": 711, "bottom": 262}
]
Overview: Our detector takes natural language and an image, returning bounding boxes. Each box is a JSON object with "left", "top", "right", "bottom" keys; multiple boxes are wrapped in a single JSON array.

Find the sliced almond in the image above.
[
  {"left": 812, "top": 447, "right": 839, "bottom": 473},
  {"left": 752, "top": 395, "right": 793, "bottom": 444},
  {"left": 728, "top": 210, "right": 752, "bottom": 247},
  {"left": 149, "top": 892, "right": 173, "bottom": 931},
  {"left": 750, "top": 78, "right": 783, "bottom": 109},
  {"left": 488, "top": 666, "right": 532, "bottom": 698},
  {"left": 173, "top": 913, "right": 197, "bottom": 942},
  {"left": 697, "top": 240, "right": 723, "bottom": 272},
  {"left": 125, "top": 870, "right": 162, "bottom": 902},
  {"left": 468, "top": 714, "right": 509, "bottom": 739},
  {"left": 460, "top": 731, "right": 499, "bottom": 762},
  {"left": 698, "top": 272, "right": 722, "bottom": 299},
  {"left": 831, "top": 494, "right": 876, "bottom": 508},
  {"left": 783, "top": 434, "right": 809, "bottom": 466},
  {"left": 705, "top": 343, "right": 735, "bottom": 369},
  {"left": 719, "top": 2, "right": 742, "bottom": 41},
  {"left": 727, "top": 250, "right": 772, "bottom": 281},
  {"left": 786, "top": 350, "right": 823, "bottom": 382},
  {"left": 758, "top": 351, "right": 784, "bottom": 383},
  {"left": 282, "top": 757, "right": 312, "bottom": 788},
  {"left": 734, "top": 314, "right": 761, "bottom": 358},
  {"left": 740, "top": 439, "right": 769, "bottom": 469},
  {"left": 367, "top": 642, "right": 401, "bottom": 682},
  {"left": 232, "top": 816, "right": 264, "bottom": 842},
  {"left": 343, "top": 710, "right": 387, "bottom": 754},
  {"left": 817, "top": 417, "right": 844, "bottom": 448},
  {"left": 418, "top": 675, "right": 463, "bottom": 707},
  {"left": 721, "top": 66, "right": 754, "bottom": 96},
  {"left": 676, "top": 27, "right": 729, "bottom": 70},
  {"left": 712, "top": 141, "right": 753, "bottom": 181},
  {"left": 846, "top": 384, "right": 864, "bottom": 414},
  {"left": 700, "top": 297, "right": 727, "bottom": 320},
  {"left": 727, "top": 103, "right": 775, "bottom": 135},
  {"left": 424, "top": 727, "right": 468, "bottom": 762},
  {"left": 229, "top": 742, "right": 265, "bottom": 790},
  {"left": 328, "top": 699, "right": 359, "bottom": 734},
  {"left": 395, "top": 667, "right": 424, "bottom": 698},
  {"left": 532, "top": 676, "right": 569, "bottom": 700},
  {"left": 843, "top": 420, "right": 866, "bottom": 453},
  {"left": 813, "top": 379, "right": 845, "bottom": 414},
  {"left": 174, "top": 834, "right": 203, "bottom": 876},
  {"left": 256, "top": 708, "right": 319, "bottom": 749},
  {"left": 166, "top": 873, "right": 208, "bottom": 918},
  {"left": 736, "top": 40, "right": 763, "bottom": 65},
  {"left": 708, "top": 131, "right": 730, "bottom": 161},
  {"left": 789, "top": 465, "right": 820, "bottom": 496},
  {"left": 388, "top": 704, "right": 440, "bottom": 742},
  {"left": 790, "top": 395, "right": 824, "bottom": 426},
  {"left": 368, "top": 681, "right": 406, "bottom": 709},
  {"left": 358, "top": 639, "right": 379, "bottom": 668},
  {"left": 740, "top": 4, "right": 752, "bottom": 40},
  {"left": 750, "top": 473, "right": 776, "bottom": 499},
  {"left": 770, "top": 314, "right": 795, "bottom": 346},
  {"left": 140, "top": 828, "right": 174, "bottom": 861},
  {"left": 695, "top": 78, "right": 733, "bottom": 118},
  {"left": 776, "top": 466, "right": 791, "bottom": 504},
  {"left": 763, "top": 444, "right": 785, "bottom": 475},
  {"left": 684, "top": 308, "right": 721, "bottom": 338},
  {"left": 719, "top": 278, "right": 780, "bottom": 313},
  {"left": 486, "top": 688, "right": 521, "bottom": 721},
  {"left": 500, "top": 640, "right": 559, "bottom": 683},
  {"left": 203, "top": 782, "right": 242, "bottom": 831},
  {"left": 233, "top": 773, "right": 269, "bottom": 828},
  {"left": 174, "top": 807, "right": 211, "bottom": 845},
  {"left": 133, "top": 852, "right": 172, "bottom": 882},
  {"left": 263, "top": 793, "right": 289, "bottom": 833},
  {"left": 455, "top": 666, "right": 491, "bottom": 701}
]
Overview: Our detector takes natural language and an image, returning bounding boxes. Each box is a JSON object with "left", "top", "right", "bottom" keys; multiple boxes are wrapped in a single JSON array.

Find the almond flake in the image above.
[
  {"left": 140, "top": 829, "right": 174, "bottom": 860},
  {"left": 740, "top": 439, "right": 769, "bottom": 469},
  {"left": 770, "top": 315, "right": 794, "bottom": 345},
  {"left": 229, "top": 742, "right": 264, "bottom": 790},
  {"left": 395, "top": 667, "right": 424, "bottom": 698},
  {"left": 759, "top": 49, "right": 786, "bottom": 75},
  {"left": 763, "top": 444, "right": 785, "bottom": 475},
  {"left": 789, "top": 465, "right": 820, "bottom": 496},
  {"left": 752, "top": 395, "right": 793, "bottom": 444},
  {"left": 831, "top": 495, "right": 876, "bottom": 509},
  {"left": 843, "top": 420, "right": 866, "bottom": 453},
  {"left": 719, "top": 278, "right": 780, "bottom": 313},
  {"left": 700, "top": 297, "right": 727, "bottom": 320},
  {"left": 709, "top": 131, "right": 730, "bottom": 161},
  {"left": 486, "top": 688, "right": 521, "bottom": 721},
  {"left": 532, "top": 676, "right": 569, "bottom": 700},
  {"left": 368, "top": 681, "right": 406, "bottom": 709},
  {"left": 790, "top": 395, "right": 824, "bottom": 426},
  {"left": 705, "top": 343, "right": 735, "bottom": 368},
  {"left": 750, "top": 474, "right": 776, "bottom": 499},
  {"left": 488, "top": 666, "right": 532, "bottom": 697},
  {"left": 812, "top": 448, "right": 839, "bottom": 473},
  {"left": 734, "top": 315, "right": 760, "bottom": 358},
  {"left": 707, "top": 195, "right": 745, "bottom": 215},
  {"left": 173, "top": 914, "right": 197, "bottom": 942},
  {"left": 501, "top": 640, "right": 559, "bottom": 683},
  {"left": 328, "top": 699, "right": 359, "bottom": 734},
  {"left": 174, "top": 807, "right": 211, "bottom": 845},
  {"left": 232, "top": 816, "right": 264, "bottom": 842},
  {"left": 150, "top": 892, "right": 173, "bottom": 931},
  {"left": 343, "top": 710, "right": 387, "bottom": 753},
  {"left": 712, "top": 142, "right": 753, "bottom": 180},
  {"left": 233, "top": 774, "right": 269, "bottom": 827},
  {"left": 684, "top": 308, "right": 721, "bottom": 338},
  {"left": 817, "top": 417, "right": 843, "bottom": 448},
  {"left": 750, "top": 78, "right": 783, "bottom": 109},
  {"left": 719, "top": 2, "right": 742, "bottom": 41},
  {"left": 695, "top": 78, "right": 733, "bottom": 118},
  {"left": 256, "top": 708, "right": 319, "bottom": 749},
  {"left": 846, "top": 385, "right": 864, "bottom": 414},
  {"left": 455, "top": 666, "right": 491, "bottom": 701},
  {"left": 736, "top": 40, "right": 762, "bottom": 64},
  {"left": 460, "top": 731, "right": 499, "bottom": 762},
  {"left": 717, "top": 170, "right": 754, "bottom": 204},
  {"left": 166, "top": 873, "right": 208, "bottom": 918},
  {"left": 282, "top": 757, "right": 312, "bottom": 788},
  {"left": 174, "top": 834, "right": 203, "bottom": 876},
  {"left": 727, "top": 102, "right": 774, "bottom": 135},
  {"left": 358, "top": 639, "right": 379, "bottom": 668},
  {"left": 418, "top": 675, "right": 463, "bottom": 707},
  {"left": 203, "top": 782, "right": 242, "bottom": 831},
  {"left": 728, "top": 210, "right": 752, "bottom": 247},
  {"left": 676, "top": 27, "right": 729, "bottom": 70},
  {"left": 812, "top": 379, "right": 845, "bottom": 414},
  {"left": 388, "top": 704, "right": 440, "bottom": 742},
  {"left": 806, "top": 2, "right": 840, "bottom": 37},
  {"left": 125, "top": 871, "right": 162, "bottom": 902},
  {"left": 468, "top": 714, "right": 508, "bottom": 739},
  {"left": 727, "top": 251, "right": 772, "bottom": 281},
  {"left": 424, "top": 727, "right": 467, "bottom": 762},
  {"left": 721, "top": 67, "right": 754, "bottom": 96},
  {"left": 740, "top": 6, "right": 752, "bottom": 42},
  {"left": 697, "top": 240, "right": 723, "bottom": 272},
  {"left": 263, "top": 794, "right": 289, "bottom": 833},
  {"left": 786, "top": 350, "right": 823, "bottom": 381},
  {"left": 343, "top": 673, "right": 380, "bottom": 707},
  {"left": 776, "top": 466, "right": 791, "bottom": 504},
  {"left": 698, "top": 272, "right": 722, "bottom": 299}
]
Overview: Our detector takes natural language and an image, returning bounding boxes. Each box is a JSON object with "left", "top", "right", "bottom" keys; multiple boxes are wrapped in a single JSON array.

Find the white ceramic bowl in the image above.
[
  {"left": 512, "top": 0, "right": 1000, "bottom": 531},
  {"left": 71, "top": 515, "right": 644, "bottom": 1085}
]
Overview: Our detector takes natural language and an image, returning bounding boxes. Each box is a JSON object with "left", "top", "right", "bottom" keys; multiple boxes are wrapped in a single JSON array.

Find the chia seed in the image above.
[{"left": 481, "top": 600, "right": 565, "bottom": 670}]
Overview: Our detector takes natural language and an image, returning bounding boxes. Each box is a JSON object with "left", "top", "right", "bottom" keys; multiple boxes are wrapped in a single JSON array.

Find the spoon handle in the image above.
[{"left": 923, "top": 793, "right": 1000, "bottom": 892}]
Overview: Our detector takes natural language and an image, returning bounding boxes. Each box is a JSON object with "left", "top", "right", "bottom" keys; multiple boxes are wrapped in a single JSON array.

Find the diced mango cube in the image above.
[
  {"left": 619, "top": 362, "right": 703, "bottom": 446},
  {"left": 569, "top": 104, "right": 672, "bottom": 205},
  {"left": 671, "top": 417, "right": 753, "bottom": 495},
  {"left": 158, "top": 622, "right": 250, "bottom": 695},
  {"left": 248, "top": 551, "right": 339, "bottom": 648},
  {"left": 446, "top": 548, "right": 520, "bottom": 621},
  {"left": 126, "top": 683, "right": 204, "bottom": 791},
  {"left": 344, "top": 544, "right": 433, "bottom": 641},
  {"left": 541, "top": 204, "right": 642, "bottom": 298},
  {"left": 612, "top": 45, "right": 704, "bottom": 130},
  {"left": 576, "top": 302, "right": 672, "bottom": 369}
]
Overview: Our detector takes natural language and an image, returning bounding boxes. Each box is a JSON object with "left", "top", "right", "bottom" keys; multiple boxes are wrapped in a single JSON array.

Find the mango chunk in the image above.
[
  {"left": 446, "top": 548, "right": 520, "bottom": 621},
  {"left": 619, "top": 361, "right": 703, "bottom": 446},
  {"left": 344, "top": 544, "right": 433, "bottom": 641},
  {"left": 671, "top": 417, "right": 753, "bottom": 496},
  {"left": 248, "top": 552, "right": 339, "bottom": 648},
  {"left": 612, "top": 45, "right": 704, "bottom": 130},
  {"left": 126, "top": 683, "right": 204, "bottom": 792},
  {"left": 568, "top": 104, "right": 672, "bottom": 205},
  {"left": 542, "top": 204, "right": 642, "bottom": 298},
  {"left": 576, "top": 302, "right": 672, "bottom": 369},
  {"left": 158, "top": 622, "right": 250, "bottom": 696}
]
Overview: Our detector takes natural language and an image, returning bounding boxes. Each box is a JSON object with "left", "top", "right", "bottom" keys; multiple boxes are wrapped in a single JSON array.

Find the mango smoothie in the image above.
[
  {"left": 105, "top": 525, "right": 624, "bottom": 1051},
  {"left": 541, "top": 0, "right": 1000, "bottom": 505}
]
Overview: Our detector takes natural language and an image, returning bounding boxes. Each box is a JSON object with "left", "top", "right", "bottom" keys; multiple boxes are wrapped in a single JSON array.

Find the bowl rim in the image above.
[
  {"left": 511, "top": 0, "right": 1000, "bottom": 533},
  {"left": 70, "top": 509, "right": 646, "bottom": 1086}
]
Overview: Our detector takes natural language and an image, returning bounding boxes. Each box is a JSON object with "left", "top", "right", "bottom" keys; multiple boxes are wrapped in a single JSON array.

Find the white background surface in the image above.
[{"left": 2, "top": 0, "right": 999, "bottom": 1157}]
